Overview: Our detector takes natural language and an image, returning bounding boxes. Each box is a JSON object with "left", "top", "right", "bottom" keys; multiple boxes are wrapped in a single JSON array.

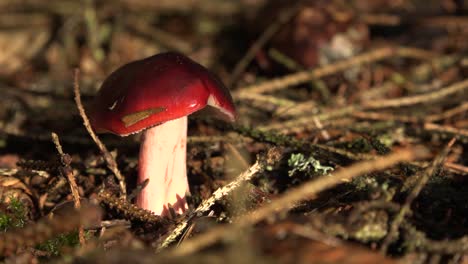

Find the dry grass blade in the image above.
[{"left": 169, "top": 147, "right": 428, "bottom": 257}]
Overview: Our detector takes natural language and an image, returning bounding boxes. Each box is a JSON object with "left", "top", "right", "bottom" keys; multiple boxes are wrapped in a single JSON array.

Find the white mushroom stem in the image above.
[{"left": 136, "top": 116, "right": 189, "bottom": 216}]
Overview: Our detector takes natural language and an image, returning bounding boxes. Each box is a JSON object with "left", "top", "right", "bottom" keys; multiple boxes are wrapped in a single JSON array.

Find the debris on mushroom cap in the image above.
[{"left": 89, "top": 52, "right": 236, "bottom": 136}]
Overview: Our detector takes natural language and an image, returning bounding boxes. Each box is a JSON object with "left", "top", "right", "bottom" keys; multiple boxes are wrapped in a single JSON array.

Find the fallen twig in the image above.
[
  {"left": 169, "top": 147, "right": 427, "bottom": 256},
  {"left": 443, "top": 162, "right": 468, "bottom": 175},
  {"left": 423, "top": 123, "right": 468, "bottom": 142},
  {"left": 72, "top": 69, "right": 127, "bottom": 199},
  {"left": 51, "top": 132, "right": 85, "bottom": 245},
  {"left": 380, "top": 138, "right": 456, "bottom": 253},
  {"left": 363, "top": 79, "right": 468, "bottom": 109},
  {"left": 234, "top": 47, "right": 434, "bottom": 97},
  {"left": 158, "top": 159, "right": 265, "bottom": 250},
  {"left": 261, "top": 78, "right": 468, "bottom": 132},
  {"left": 98, "top": 190, "right": 169, "bottom": 226},
  {"left": 259, "top": 105, "right": 358, "bottom": 131},
  {"left": 352, "top": 102, "right": 468, "bottom": 123}
]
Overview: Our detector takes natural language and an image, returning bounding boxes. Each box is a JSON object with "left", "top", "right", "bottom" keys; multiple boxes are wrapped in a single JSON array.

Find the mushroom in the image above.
[{"left": 89, "top": 52, "right": 236, "bottom": 216}]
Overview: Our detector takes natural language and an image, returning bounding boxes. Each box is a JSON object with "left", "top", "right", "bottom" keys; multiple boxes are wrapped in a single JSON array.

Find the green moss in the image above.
[
  {"left": 352, "top": 213, "right": 388, "bottom": 243},
  {"left": 287, "top": 153, "right": 333, "bottom": 177},
  {"left": 369, "top": 137, "right": 391, "bottom": 155},
  {"left": 0, "top": 196, "right": 85, "bottom": 256},
  {"left": 0, "top": 213, "right": 11, "bottom": 231},
  {"left": 349, "top": 138, "right": 373, "bottom": 153},
  {"left": 0, "top": 196, "right": 27, "bottom": 231},
  {"left": 36, "top": 232, "right": 82, "bottom": 256}
]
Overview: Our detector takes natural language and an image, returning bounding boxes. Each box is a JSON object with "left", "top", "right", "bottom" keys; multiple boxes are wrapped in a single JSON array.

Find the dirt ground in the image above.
[{"left": 0, "top": 0, "right": 468, "bottom": 263}]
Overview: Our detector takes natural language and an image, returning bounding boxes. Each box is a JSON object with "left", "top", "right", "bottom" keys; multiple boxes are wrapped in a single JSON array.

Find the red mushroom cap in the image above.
[{"left": 89, "top": 52, "right": 236, "bottom": 136}]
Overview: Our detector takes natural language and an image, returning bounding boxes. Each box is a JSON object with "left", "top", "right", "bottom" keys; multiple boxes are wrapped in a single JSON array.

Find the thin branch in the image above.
[
  {"left": 72, "top": 69, "right": 127, "bottom": 199},
  {"left": 426, "top": 102, "right": 468, "bottom": 122},
  {"left": 361, "top": 13, "right": 468, "bottom": 31},
  {"left": 234, "top": 47, "right": 434, "bottom": 97},
  {"left": 231, "top": 123, "right": 371, "bottom": 161},
  {"left": 444, "top": 162, "right": 468, "bottom": 175},
  {"left": 169, "top": 147, "right": 427, "bottom": 257},
  {"left": 51, "top": 132, "right": 85, "bottom": 246},
  {"left": 98, "top": 190, "right": 169, "bottom": 226},
  {"left": 380, "top": 138, "right": 456, "bottom": 253},
  {"left": 352, "top": 102, "right": 468, "bottom": 123},
  {"left": 351, "top": 111, "right": 420, "bottom": 123},
  {"left": 363, "top": 79, "right": 468, "bottom": 109},
  {"left": 158, "top": 160, "right": 264, "bottom": 250},
  {"left": 240, "top": 93, "right": 296, "bottom": 108},
  {"left": 259, "top": 105, "right": 358, "bottom": 131},
  {"left": 262, "top": 78, "right": 468, "bottom": 132},
  {"left": 424, "top": 123, "right": 468, "bottom": 140}
]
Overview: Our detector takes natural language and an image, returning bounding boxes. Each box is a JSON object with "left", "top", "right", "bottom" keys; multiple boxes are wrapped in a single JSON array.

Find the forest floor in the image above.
[{"left": 0, "top": 0, "right": 468, "bottom": 263}]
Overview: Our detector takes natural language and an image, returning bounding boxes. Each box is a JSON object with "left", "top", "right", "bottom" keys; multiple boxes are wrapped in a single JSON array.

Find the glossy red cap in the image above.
[{"left": 89, "top": 52, "right": 236, "bottom": 136}]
